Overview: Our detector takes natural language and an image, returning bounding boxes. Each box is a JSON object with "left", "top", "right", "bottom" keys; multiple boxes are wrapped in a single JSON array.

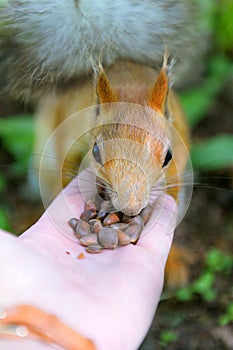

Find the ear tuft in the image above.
[
  {"left": 148, "top": 50, "right": 170, "bottom": 115},
  {"left": 96, "top": 65, "right": 117, "bottom": 104}
]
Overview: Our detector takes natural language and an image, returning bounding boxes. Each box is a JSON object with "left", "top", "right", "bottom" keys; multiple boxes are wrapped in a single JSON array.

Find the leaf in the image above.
[
  {"left": 0, "top": 207, "right": 10, "bottom": 231},
  {"left": 176, "top": 286, "right": 193, "bottom": 302},
  {"left": 192, "top": 271, "right": 216, "bottom": 301},
  {"left": 190, "top": 134, "right": 233, "bottom": 170},
  {"left": 216, "top": 0, "right": 233, "bottom": 51},
  {"left": 159, "top": 331, "right": 178, "bottom": 347},
  {"left": 219, "top": 303, "right": 233, "bottom": 326},
  {"left": 0, "top": 115, "right": 35, "bottom": 174},
  {"left": 205, "top": 248, "right": 233, "bottom": 275},
  {"left": 179, "top": 89, "right": 213, "bottom": 127},
  {"left": 180, "top": 56, "right": 233, "bottom": 127}
]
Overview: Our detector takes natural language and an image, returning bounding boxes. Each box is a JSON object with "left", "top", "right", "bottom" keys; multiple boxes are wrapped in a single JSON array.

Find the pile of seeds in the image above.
[{"left": 68, "top": 199, "right": 153, "bottom": 253}]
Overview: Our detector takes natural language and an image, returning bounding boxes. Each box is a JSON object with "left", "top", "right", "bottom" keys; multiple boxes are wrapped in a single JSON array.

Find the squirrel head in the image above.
[{"left": 91, "top": 52, "right": 173, "bottom": 216}]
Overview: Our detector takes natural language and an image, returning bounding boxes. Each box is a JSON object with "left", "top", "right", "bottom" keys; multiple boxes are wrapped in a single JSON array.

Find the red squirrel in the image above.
[{"left": 1, "top": 0, "right": 199, "bottom": 286}]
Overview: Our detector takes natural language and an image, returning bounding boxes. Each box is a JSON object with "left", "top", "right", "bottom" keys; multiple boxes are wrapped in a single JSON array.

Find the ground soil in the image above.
[{"left": 140, "top": 78, "right": 233, "bottom": 350}]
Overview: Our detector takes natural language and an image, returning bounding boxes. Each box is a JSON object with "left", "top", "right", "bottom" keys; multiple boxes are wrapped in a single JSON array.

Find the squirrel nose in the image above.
[
  {"left": 112, "top": 182, "right": 150, "bottom": 217},
  {"left": 121, "top": 205, "right": 143, "bottom": 217}
]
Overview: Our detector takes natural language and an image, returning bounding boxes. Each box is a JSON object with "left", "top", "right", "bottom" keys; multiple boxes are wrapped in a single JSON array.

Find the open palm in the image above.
[{"left": 0, "top": 178, "right": 176, "bottom": 350}]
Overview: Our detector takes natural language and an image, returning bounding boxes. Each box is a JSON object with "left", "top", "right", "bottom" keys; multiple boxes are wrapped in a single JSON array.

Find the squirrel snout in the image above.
[
  {"left": 121, "top": 204, "right": 145, "bottom": 217},
  {"left": 111, "top": 176, "right": 150, "bottom": 217}
]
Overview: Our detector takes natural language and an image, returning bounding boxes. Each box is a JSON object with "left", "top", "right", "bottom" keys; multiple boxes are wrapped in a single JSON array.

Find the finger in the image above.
[{"left": 138, "top": 195, "right": 177, "bottom": 264}]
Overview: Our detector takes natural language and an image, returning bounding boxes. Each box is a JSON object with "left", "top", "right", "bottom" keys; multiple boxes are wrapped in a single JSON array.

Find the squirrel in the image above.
[
  {"left": 0, "top": 0, "right": 198, "bottom": 98},
  {"left": 0, "top": 0, "right": 199, "bottom": 286},
  {"left": 91, "top": 54, "right": 190, "bottom": 217}
]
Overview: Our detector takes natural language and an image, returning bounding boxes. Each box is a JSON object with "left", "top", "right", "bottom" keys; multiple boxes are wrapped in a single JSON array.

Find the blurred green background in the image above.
[
  {"left": 0, "top": 1, "right": 232, "bottom": 348},
  {"left": 0, "top": 0, "right": 233, "bottom": 231}
]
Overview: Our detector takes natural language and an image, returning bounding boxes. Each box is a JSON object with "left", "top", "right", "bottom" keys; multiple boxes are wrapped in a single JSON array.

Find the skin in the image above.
[{"left": 0, "top": 177, "right": 177, "bottom": 350}]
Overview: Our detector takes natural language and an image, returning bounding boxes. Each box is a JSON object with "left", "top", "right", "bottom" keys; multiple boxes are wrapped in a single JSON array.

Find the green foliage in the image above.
[
  {"left": 180, "top": 0, "right": 233, "bottom": 172},
  {"left": 215, "top": 0, "right": 233, "bottom": 51},
  {"left": 180, "top": 54, "right": 233, "bottom": 172},
  {"left": 196, "top": 0, "right": 233, "bottom": 52},
  {"left": 0, "top": 115, "right": 34, "bottom": 230},
  {"left": 0, "top": 207, "right": 10, "bottom": 231},
  {"left": 159, "top": 331, "right": 178, "bottom": 347},
  {"left": 194, "top": 0, "right": 233, "bottom": 104},
  {"left": 0, "top": 174, "right": 10, "bottom": 230},
  {"left": 180, "top": 55, "right": 233, "bottom": 128},
  {"left": 195, "top": 0, "right": 218, "bottom": 33},
  {"left": 176, "top": 272, "right": 217, "bottom": 303},
  {"left": 219, "top": 303, "right": 233, "bottom": 326},
  {"left": 205, "top": 248, "right": 233, "bottom": 275},
  {"left": 192, "top": 271, "right": 217, "bottom": 302},
  {"left": 191, "top": 134, "right": 233, "bottom": 170},
  {"left": 0, "top": 115, "right": 34, "bottom": 175},
  {"left": 181, "top": 55, "right": 233, "bottom": 171},
  {"left": 174, "top": 286, "right": 193, "bottom": 302},
  {"left": 176, "top": 248, "right": 233, "bottom": 303}
]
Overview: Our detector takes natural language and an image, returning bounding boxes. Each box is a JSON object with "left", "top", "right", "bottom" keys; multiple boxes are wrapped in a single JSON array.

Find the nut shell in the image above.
[
  {"left": 103, "top": 212, "right": 121, "bottom": 226},
  {"left": 124, "top": 224, "right": 142, "bottom": 243},
  {"left": 98, "top": 227, "right": 118, "bottom": 249},
  {"left": 79, "top": 234, "right": 98, "bottom": 246},
  {"left": 117, "top": 230, "right": 131, "bottom": 246},
  {"left": 86, "top": 245, "right": 103, "bottom": 253},
  {"left": 75, "top": 219, "right": 91, "bottom": 238}
]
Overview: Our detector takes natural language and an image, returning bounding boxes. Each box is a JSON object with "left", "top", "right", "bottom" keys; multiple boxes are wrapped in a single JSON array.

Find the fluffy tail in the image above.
[{"left": 0, "top": 0, "right": 198, "bottom": 98}]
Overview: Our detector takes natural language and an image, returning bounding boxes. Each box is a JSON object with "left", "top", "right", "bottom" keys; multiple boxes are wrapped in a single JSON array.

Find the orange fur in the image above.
[
  {"left": 148, "top": 51, "right": 169, "bottom": 114},
  {"left": 33, "top": 58, "right": 191, "bottom": 286},
  {"left": 148, "top": 69, "right": 168, "bottom": 114},
  {"left": 93, "top": 54, "right": 187, "bottom": 213},
  {"left": 97, "top": 69, "right": 118, "bottom": 104},
  {"left": 94, "top": 56, "right": 191, "bottom": 283}
]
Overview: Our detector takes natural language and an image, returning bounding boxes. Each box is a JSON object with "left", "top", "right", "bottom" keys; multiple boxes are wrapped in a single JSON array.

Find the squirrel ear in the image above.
[
  {"left": 96, "top": 66, "right": 117, "bottom": 104},
  {"left": 148, "top": 50, "right": 170, "bottom": 115}
]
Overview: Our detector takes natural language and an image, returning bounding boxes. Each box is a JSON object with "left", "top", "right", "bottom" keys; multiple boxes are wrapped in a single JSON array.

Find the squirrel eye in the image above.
[
  {"left": 92, "top": 142, "right": 102, "bottom": 165},
  {"left": 162, "top": 148, "right": 172, "bottom": 167}
]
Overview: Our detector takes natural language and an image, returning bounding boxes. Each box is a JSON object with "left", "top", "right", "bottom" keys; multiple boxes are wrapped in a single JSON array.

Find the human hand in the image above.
[{"left": 0, "top": 177, "right": 177, "bottom": 350}]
